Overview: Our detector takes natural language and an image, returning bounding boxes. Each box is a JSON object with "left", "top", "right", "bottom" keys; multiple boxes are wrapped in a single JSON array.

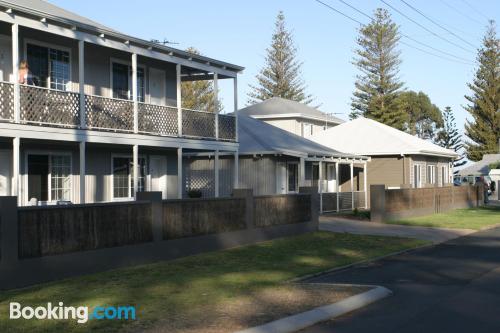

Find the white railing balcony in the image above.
[
  {"left": 11, "top": 85, "right": 237, "bottom": 141},
  {"left": 0, "top": 81, "right": 14, "bottom": 122}
]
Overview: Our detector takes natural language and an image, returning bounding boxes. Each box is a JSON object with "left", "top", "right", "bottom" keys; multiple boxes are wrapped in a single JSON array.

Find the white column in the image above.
[
  {"left": 176, "top": 64, "right": 182, "bottom": 136},
  {"left": 234, "top": 76, "right": 239, "bottom": 142},
  {"left": 364, "top": 162, "right": 368, "bottom": 209},
  {"left": 177, "top": 147, "right": 183, "bottom": 198},
  {"left": 133, "top": 145, "right": 139, "bottom": 199},
  {"left": 12, "top": 23, "right": 20, "bottom": 123},
  {"left": 319, "top": 160, "right": 323, "bottom": 213},
  {"left": 132, "top": 53, "right": 138, "bottom": 133},
  {"left": 234, "top": 151, "right": 239, "bottom": 189},
  {"left": 78, "top": 40, "right": 86, "bottom": 129},
  {"left": 350, "top": 162, "right": 354, "bottom": 210},
  {"left": 214, "top": 72, "right": 219, "bottom": 140},
  {"left": 299, "top": 157, "right": 306, "bottom": 187},
  {"left": 214, "top": 150, "right": 220, "bottom": 197},
  {"left": 12, "top": 137, "right": 20, "bottom": 204},
  {"left": 79, "top": 141, "right": 86, "bottom": 204},
  {"left": 335, "top": 162, "right": 340, "bottom": 212}
]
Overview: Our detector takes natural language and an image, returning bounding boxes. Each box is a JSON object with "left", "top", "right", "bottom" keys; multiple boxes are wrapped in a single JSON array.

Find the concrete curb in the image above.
[{"left": 234, "top": 286, "right": 392, "bottom": 333}]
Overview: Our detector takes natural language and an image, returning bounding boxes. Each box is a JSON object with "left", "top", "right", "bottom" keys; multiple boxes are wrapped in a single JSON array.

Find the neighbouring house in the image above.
[
  {"left": 0, "top": 0, "right": 243, "bottom": 206},
  {"left": 238, "top": 97, "right": 343, "bottom": 138},
  {"left": 183, "top": 115, "right": 370, "bottom": 211},
  {"left": 309, "top": 117, "right": 458, "bottom": 198},
  {"left": 457, "top": 154, "right": 500, "bottom": 184}
]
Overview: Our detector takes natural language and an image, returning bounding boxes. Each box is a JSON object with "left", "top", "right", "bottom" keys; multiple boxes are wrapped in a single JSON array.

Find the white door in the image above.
[
  {"left": 0, "top": 151, "right": 11, "bottom": 196},
  {"left": 149, "top": 68, "right": 166, "bottom": 105},
  {"left": 150, "top": 156, "right": 167, "bottom": 199},
  {"left": 0, "top": 36, "right": 13, "bottom": 82},
  {"left": 276, "top": 161, "right": 287, "bottom": 194},
  {"left": 327, "top": 164, "right": 337, "bottom": 192}
]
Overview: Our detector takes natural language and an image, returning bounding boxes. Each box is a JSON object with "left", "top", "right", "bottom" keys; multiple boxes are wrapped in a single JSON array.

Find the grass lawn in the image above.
[
  {"left": 0, "top": 232, "right": 426, "bottom": 333},
  {"left": 387, "top": 206, "right": 500, "bottom": 230}
]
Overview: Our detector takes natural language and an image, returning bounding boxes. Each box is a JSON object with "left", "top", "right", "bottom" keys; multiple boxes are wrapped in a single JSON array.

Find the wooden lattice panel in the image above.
[
  {"left": 138, "top": 103, "right": 178, "bottom": 136},
  {"left": 20, "top": 85, "right": 80, "bottom": 127},
  {"left": 182, "top": 109, "right": 216, "bottom": 139},
  {"left": 218, "top": 114, "right": 236, "bottom": 141},
  {"left": 85, "top": 95, "right": 134, "bottom": 131},
  {"left": 0, "top": 82, "right": 14, "bottom": 121}
]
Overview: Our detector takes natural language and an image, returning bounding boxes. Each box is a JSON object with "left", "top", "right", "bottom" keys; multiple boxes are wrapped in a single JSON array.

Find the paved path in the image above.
[
  {"left": 301, "top": 226, "right": 500, "bottom": 333},
  {"left": 319, "top": 216, "right": 475, "bottom": 243}
]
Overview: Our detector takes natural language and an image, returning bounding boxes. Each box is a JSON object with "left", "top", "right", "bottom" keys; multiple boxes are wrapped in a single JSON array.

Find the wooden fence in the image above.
[
  {"left": 0, "top": 188, "right": 318, "bottom": 289},
  {"left": 371, "top": 185, "right": 483, "bottom": 222}
]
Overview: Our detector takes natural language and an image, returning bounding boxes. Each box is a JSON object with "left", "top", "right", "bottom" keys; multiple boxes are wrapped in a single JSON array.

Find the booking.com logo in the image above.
[{"left": 9, "top": 302, "right": 136, "bottom": 324}]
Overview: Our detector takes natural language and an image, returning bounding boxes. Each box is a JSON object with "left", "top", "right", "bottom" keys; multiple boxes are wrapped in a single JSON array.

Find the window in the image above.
[
  {"left": 112, "top": 62, "right": 145, "bottom": 102},
  {"left": 287, "top": 163, "right": 298, "bottom": 193},
  {"left": 441, "top": 166, "right": 448, "bottom": 186},
  {"left": 413, "top": 164, "right": 421, "bottom": 188},
  {"left": 427, "top": 165, "right": 436, "bottom": 184},
  {"left": 26, "top": 43, "right": 70, "bottom": 90},
  {"left": 27, "top": 154, "right": 71, "bottom": 203},
  {"left": 112, "top": 157, "right": 146, "bottom": 199}
]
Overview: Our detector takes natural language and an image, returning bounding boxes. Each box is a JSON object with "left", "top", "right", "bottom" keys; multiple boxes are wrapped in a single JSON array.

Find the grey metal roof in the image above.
[
  {"left": 0, "top": 0, "right": 244, "bottom": 73},
  {"left": 239, "top": 98, "right": 344, "bottom": 124},
  {"left": 238, "top": 115, "right": 365, "bottom": 159},
  {"left": 457, "top": 154, "right": 500, "bottom": 176}
]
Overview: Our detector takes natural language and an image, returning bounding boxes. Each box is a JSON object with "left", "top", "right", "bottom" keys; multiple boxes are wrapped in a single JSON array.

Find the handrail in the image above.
[{"left": 182, "top": 107, "right": 216, "bottom": 115}]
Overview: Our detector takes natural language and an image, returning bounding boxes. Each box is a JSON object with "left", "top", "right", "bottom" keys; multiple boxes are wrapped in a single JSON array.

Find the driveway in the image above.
[
  {"left": 320, "top": 216, "right": 475, "bottom": 243},
  {"left": 301, "top": 226, "right": 500, "bottom": 333}
]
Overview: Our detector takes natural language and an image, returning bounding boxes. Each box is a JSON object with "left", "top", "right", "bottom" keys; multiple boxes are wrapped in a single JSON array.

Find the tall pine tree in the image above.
[
  {"left": 464, "top": 20, "right": 500, "bottom": 161},
  {"left": 436, "top": 106, "right": 467, "bottom": 170},
  {"left": 351, "top": 8, "right": 406, "bottom": 130},
  {"left": 248, "top": 11, "right": 312, "bottom": 105},
  {"left": 181, "top": 47, "right": 223, "bottom": 113}
]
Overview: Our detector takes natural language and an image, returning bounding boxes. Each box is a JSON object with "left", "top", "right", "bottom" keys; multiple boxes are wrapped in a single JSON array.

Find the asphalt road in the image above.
[{"left": 301, "top": 226, "right": 500, "bottom": 333}]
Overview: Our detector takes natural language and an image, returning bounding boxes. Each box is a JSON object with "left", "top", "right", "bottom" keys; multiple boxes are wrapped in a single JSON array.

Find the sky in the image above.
[{"left": 51, "top": 0, "right": 499, "bottom": 136}]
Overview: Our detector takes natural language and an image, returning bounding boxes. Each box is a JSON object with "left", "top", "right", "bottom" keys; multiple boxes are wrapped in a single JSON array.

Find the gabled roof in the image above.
[
  {"left": 0, "top": 0, "right": 244, "bottom": 73},
  {"left": 238, "top": 115, "right": 365, "bottom": 160},
  {"left": 309, "top": 117, "right": 458, "bottom": 158},
  {"left": 5, "top": 0, "right": 119, "bottom": 33},
  {"left": 457, "top": 154, "right": 500, "bottom": 176},
  {"left": 239, "top": 98, "right": 344, "bottom": 124}
]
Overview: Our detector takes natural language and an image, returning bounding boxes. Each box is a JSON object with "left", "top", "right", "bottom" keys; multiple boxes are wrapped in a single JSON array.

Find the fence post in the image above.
[
  {"left": 299, "top": 186, "right": 319, "bottom": 227},
  {"left": 497, "top": 181, "right": 500, "bottom": 201},
  {"left": 0, "top": 196, "right": 19, "bottom": 267},
  {"left": 370, "top": 185, "right": 386, "bottom": 222},
  {"left": 233, "top": 189, "right": 254, "bottom": 229},
  {"left": 136, "top": 192, "right": 163, "bottom": 242}
]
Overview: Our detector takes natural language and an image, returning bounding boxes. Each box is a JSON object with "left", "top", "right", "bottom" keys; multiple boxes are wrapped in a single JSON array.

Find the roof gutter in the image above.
[{"left": 0, "top": 1, "right": 245, "bottom": 72}]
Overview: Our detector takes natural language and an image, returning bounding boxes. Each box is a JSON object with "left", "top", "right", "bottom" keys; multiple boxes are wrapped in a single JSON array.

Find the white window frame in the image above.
[
  {"left": 111, "top": 154, "right": 148, "bottom": 201},
  {"left": 23, "top": 39, "right": 73, "bottom": 91},
  {"left": 427, "top": 165, "right": 436, "bottom": 185},
  {"left": 24, "top": 150, "right": 73, "bottom": 205},
  {"left": 109, "top": 57, "right": 146, "bottom": 101},
  {"left": 413, "top": 163, "right": 422, "bottom": 188}
]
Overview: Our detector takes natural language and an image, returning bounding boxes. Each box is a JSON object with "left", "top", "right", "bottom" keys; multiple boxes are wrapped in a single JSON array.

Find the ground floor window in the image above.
[
  {"left": 413, "top": 164, "right": 421, "bottom": 188},
  {"left": 427, "top": 165, "right": 436, "bottom": 185},
  {"left": 287, "top": 162, "right": 298, "bottom": 193},
  {"left": 27, "top": 154, "right": 71, "bottom": 203},
  {"left": 112, "top": 156, "right": 146, "bottom": 199}
]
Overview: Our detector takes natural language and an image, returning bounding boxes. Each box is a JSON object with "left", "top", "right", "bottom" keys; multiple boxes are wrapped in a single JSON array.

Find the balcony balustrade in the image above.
[
  {"left": 0, "top": 84, "right": 237, "bottom": 141},
  {"left": 0, "top": 81, "right": 14, "bottom": 122}
]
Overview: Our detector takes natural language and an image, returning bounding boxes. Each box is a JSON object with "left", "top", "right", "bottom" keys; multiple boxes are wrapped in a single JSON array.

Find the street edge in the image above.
[{"left": 234, "top": 285, "right": 392, "bottom": 333}]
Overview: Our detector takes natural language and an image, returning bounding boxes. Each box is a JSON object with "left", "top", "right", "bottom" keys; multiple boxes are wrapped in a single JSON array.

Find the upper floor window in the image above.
[
  {"left": 111, "top": 62, "right": 145, "bottom": 102},
  {"left": 26, "top": 43, "right": 70, "bottom": 91}
]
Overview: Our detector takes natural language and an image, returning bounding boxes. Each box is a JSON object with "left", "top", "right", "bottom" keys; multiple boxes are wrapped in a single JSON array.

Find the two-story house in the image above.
[
  {"left": 238, "top": 97, "right": 343, "bottom": 138},
  {"left": 0, "top": 0, "right": 243, "bottom": 205}
]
